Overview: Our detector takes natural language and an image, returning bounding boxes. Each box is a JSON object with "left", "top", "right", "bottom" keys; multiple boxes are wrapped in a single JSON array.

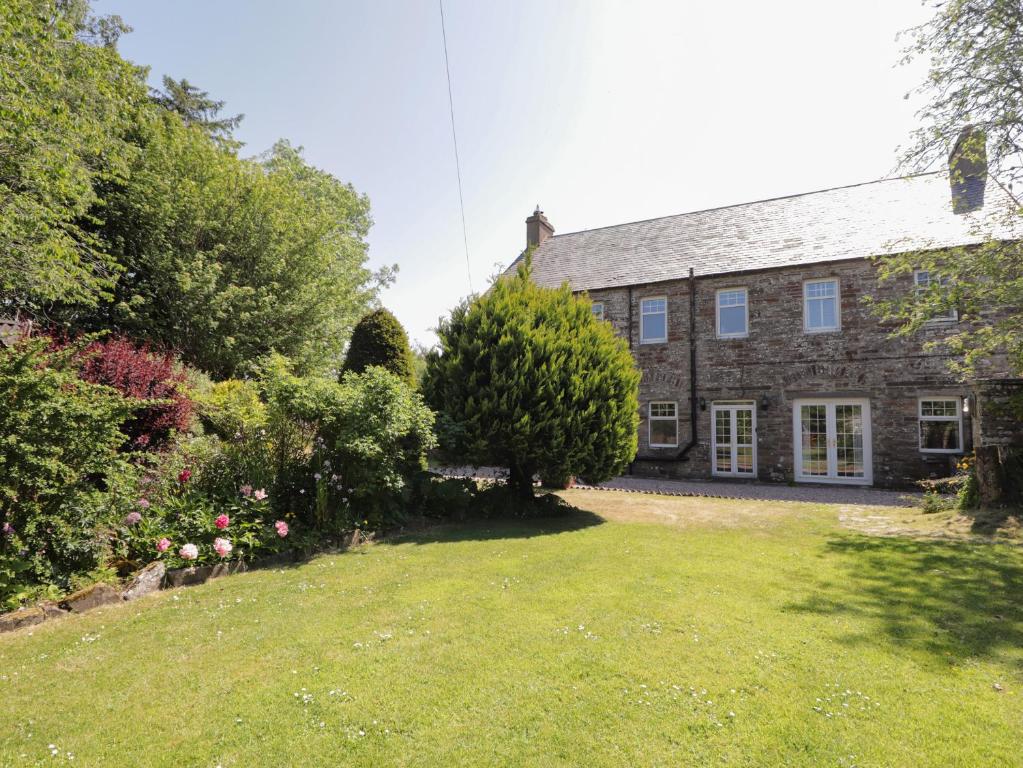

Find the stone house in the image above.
[{"left": 508, "top": 149, "right": 1022, "bottom": 488}]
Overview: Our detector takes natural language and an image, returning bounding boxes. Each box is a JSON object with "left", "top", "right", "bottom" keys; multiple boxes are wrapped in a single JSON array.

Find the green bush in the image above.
[
  {"left": 0, "top": 338, "right": 137, "bottom": 595},
  {"left": 423, "top": 254, "right": 640, "bottom": 500},
  {"left": 341, "top": 308, "right": 416, "bottom": 385},
  {"left": 414, "top": 473, "right": 477, "bottom": 521}
]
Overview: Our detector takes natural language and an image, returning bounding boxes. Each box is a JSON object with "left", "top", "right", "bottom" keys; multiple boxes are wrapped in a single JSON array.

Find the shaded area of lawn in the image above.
[{"left": 789, "top": 533, "right": 1023, "bottom": 664}]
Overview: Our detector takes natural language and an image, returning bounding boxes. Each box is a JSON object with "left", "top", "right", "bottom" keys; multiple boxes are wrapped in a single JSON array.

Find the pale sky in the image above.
[{"left": 96, "top": 0, "right": 933, "bottom": 347}]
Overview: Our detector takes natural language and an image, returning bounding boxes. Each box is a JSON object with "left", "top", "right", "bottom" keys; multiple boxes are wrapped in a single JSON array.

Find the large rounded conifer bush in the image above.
[
  {"left": 341, "top": 308, "right": 416, "bottom": 385},
  {"left": 423, "top": 255, "right": 640, "bottom": 500}
]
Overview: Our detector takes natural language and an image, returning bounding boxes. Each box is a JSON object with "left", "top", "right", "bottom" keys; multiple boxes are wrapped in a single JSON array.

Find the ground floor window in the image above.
[
  {"left": 648, "top": 402, "right": 678, "bottom": 447},
  {"left": 918, "top": 397, "right": 963, "bottom": 453}
]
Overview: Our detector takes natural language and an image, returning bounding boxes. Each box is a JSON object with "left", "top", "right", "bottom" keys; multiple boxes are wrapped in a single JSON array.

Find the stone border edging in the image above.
[{"left": 0, "top": 530, "right": 372, "bottom": 635}]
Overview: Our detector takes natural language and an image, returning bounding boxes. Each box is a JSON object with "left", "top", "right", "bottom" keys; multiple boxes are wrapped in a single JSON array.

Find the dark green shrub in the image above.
[
  {"left": 414, "top": 473, "right": 477, "bottom": 520},
  {"left": 423, "top": 254, "right": 640, "bottom": 499},
  {"left": 0, "top": 337, "right": 136, "bottom": 594},
  {"left": 341, "top": 308, "right": 416, "bottom": 385}
]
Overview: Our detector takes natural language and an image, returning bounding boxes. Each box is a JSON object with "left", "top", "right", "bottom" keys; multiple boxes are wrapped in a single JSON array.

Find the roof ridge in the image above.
[{"left": 548, "top": 171, "right": 945, "bottom": 239}]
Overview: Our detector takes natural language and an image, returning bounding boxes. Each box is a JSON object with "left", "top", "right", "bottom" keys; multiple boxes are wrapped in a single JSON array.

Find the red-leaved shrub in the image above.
[{"left": 75, "top": 337, "right": 193, "bottom": 451}]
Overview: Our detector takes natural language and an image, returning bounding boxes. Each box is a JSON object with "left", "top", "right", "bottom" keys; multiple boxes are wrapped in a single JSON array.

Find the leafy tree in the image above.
[
  {"left": 875, "top": 0, "right": 1023, "bottom": 379},
  {"left": 151, "top": 75, "right": 243, "bottom": 142},
  {"left": 65, "top": 116, "right": 386, "bottom": 378},
  {"left": 342, "top": 309, "right": 416, "bottom": 385},
  {"left": 423, "top": 256, "right": 640, "bottom": 500},
  {"left": 0, "top": 0, "right": 148, "bottom": 312}
]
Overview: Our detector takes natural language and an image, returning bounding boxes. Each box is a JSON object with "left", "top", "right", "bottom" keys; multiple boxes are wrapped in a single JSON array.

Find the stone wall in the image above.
[{"left": 586, "top": 258, "right": 1010, "bottom": 488}]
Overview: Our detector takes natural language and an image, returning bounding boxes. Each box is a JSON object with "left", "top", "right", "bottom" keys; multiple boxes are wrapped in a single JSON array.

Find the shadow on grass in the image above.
[
  {"left": 963, "top": 506, "right": 1023, "bottom": 536},
  {"left": 386, "top": 506, "right": 606, "bottom": 546},
  {"left": 786, "top": 533, "right": 1023, "bottom": 663}
]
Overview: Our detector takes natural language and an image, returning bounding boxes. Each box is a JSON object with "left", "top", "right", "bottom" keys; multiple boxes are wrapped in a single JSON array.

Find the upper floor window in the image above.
[
  {"left": 648, "top": 401, "right": 678, "bottom": 447},
  {"left": 591, "top": 302, "right": 605, "bottom": 321},
  {"left": 919, "top": 397, "right": 963, "bottom": 453},
  {"left": 640, "top": 297, "right": 667, "bottom": 343},
  {"left": 803, "top": 279, "right": 840, "bottom": 333},
  {"left": 913, "top": 270, "right": 957, "bottom": 322},
  {"left": 716, "top": 288, "right": 748, "bottom": 338}
]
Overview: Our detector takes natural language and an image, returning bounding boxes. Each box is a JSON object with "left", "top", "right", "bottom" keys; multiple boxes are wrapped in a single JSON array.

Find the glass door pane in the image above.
[
  {"left": 834, "top": 404, "right": 865, "bottom": 478},
  {"left": 714, "top": 408, "right": 732, "bottom": 473},
  {"left": 800, "top": 404, "right": 828, "bottom": 477},
  {"left": 735, "top": 408, "right": 754, "bottom": 474}
]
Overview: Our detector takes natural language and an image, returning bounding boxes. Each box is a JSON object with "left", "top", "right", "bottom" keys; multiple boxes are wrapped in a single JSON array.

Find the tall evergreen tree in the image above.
[
  {"left": 423, "top": 256, "right": 640, "bottom": 499},
  {"left": 151, "top": 75, "right": 243, "bottom": 142}
]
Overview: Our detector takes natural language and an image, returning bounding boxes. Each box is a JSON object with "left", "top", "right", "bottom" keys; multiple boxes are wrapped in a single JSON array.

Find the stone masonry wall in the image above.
[{"left": 585, "top": 258, "right": 1010, "bottom": 488}]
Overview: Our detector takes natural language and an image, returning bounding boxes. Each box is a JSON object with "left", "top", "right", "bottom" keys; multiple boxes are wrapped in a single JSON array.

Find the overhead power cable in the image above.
[{"left": 438, "top": 0, "right": 474, "bottom": 294}]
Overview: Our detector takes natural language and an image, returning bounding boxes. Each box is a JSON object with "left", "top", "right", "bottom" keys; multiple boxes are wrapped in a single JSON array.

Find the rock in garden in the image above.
[
  {"left": 41, "top": 603, "right": 68, "bottom": 620},
  {"left": 60, "top": 582, "right": 121, "bottom": 613},
  {"left": 0, "top": 607, "right": 45, "bottom": 633},
  {"left": 121, "top": 561, "right": 166, "bottom": 601}
]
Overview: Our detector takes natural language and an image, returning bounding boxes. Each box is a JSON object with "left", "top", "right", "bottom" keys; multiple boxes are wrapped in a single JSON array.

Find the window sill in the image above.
[
  {"left": 717, "top": 334, "right": 749, "bottom": 340},
  {"left": 803, "top": 328, "right": 841, "bottom": 335},
  {"left": 919, "top": 449, "right": 964, "bottom": 455},
  {"left": 639, "top": 339, "right": 667, "bottom": 345}
]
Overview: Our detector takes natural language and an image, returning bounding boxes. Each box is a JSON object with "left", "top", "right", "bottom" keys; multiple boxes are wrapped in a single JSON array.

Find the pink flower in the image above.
[
  {"left": 179, "top": 543, "right": 198, "bottom": 560},
  {"left": 253, "top": 489, "right": 267, "bottom": 501},
  {"left": 213, "top": 537, "right": 233, "bottom": 558},
  {"left": 239, "top": 485, "right": 253, "bottom": 497},
  {"left": 178, "top": 469, "right": 192, "bottom": 484},
  {"left": 2, "top": 522, "right": 14, "bottom": 537},
  {"left": 274, "top": 520, "right": 289, "bottom": 538},
  {"left": 137, "top": 498, "right": 150, "bottom": 509},
  {"left": 124, "top": 511, "right": 142, "bottom": 526},
  {"left": 214, "top": 514, "right": 230, "bottom": 530},
  {"left": 156, "top": 537, "right": 171, "bottom": 553}
]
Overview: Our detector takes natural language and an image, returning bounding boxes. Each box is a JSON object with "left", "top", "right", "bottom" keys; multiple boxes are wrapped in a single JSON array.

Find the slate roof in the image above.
[{"left": 509, "top": 172, "right": 1023, "bottom": 291}]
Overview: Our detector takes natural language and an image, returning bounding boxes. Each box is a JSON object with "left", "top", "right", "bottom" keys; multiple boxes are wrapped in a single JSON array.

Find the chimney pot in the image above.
[{"left": 525, "top": 206, "right": 554, "bottom": 248}]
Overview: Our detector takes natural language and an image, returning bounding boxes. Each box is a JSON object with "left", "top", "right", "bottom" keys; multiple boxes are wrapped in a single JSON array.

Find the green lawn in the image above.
[{"left": 2, "top": 490, "right": 1021, "bottom": 767}]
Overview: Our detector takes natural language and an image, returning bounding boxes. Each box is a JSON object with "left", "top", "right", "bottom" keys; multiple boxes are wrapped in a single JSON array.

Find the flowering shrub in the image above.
[
  {"left": 114, "top": 479, "right": 294, "bottom": 568},
  {"left": 73, "top": 336, "right": 193, "bottom": 452}
]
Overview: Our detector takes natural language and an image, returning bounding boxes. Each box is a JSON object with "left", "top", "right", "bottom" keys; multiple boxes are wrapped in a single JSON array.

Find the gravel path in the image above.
[{"left": 439, "top": 466, "right": 919, "bottom": 508}]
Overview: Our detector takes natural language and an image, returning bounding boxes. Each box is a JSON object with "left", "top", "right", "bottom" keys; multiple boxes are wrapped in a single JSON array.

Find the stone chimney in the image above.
[
  {"left": 949, "top": 125, "right": 987, "bottom": 214},
  {"left": 525, "top": 205, "right": 554, "bottom": 248}
]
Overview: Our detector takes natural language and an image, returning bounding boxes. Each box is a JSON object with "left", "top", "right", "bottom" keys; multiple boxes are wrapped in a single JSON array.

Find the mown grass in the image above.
[{"left": 1, "top": 490, "right": 1021, "bottom": 767}]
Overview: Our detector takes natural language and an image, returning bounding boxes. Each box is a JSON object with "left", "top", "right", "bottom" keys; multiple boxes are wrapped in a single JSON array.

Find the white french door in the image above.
[
  {"left": 712, "top": 403, "right": 756, "bottom": 477},
  {"left": 792, "top": 398, "right": 872, "bottom": 485}
]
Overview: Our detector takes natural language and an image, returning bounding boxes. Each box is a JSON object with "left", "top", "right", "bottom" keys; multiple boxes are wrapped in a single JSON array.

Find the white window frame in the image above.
[
  {"left": 715, "top": 288, "right": 749, "bottom": 339},
  {"left": 918, "top": 397, "right": 964, "bottom": 454},
  {"left": 591, "top": 301, "right": 605, "bottom": 321},
  {"left": 648, "top": 401, "right": 678, "bottom": 448},
  {"left": 640, "top": 296, "right": 668, "bottom": 344},
  {"left": 803, "top": 278, "right": 841, "bottom": 333},
  {"left": 913, "top": 270, "right": 958, "bottom": 322}
]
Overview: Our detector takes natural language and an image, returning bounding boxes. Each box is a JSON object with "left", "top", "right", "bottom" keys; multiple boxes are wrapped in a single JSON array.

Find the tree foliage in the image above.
[
  {"left": 875, "top": 0, "right": 1023, "bottom": 378},
  {"left": 3, "top": 0, "right": 387, "bottom": 379},
  {"left": 342, "top": 308, "right": 416, "bottom": 385},
  {"left": 151, "top": 75, "right": 243, "bottom": 142},
  {"left": 66, "top": 116, "right": 383, "bottom": 378},
  {"left": 898, "top": 0, "right": 1023, "bottom": 191},
  {"left": 0, "top": 0, "right": 147, "bottom": 311},
  {"left": 423, "top": 257, "right": 640, "bottom": 498}
]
